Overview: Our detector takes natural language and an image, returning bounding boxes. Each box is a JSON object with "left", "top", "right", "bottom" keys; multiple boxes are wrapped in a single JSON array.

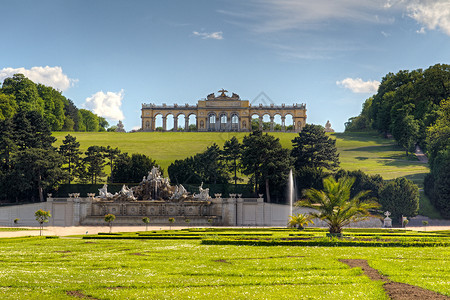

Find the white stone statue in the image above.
[
  {"left": 324, "top": 120, "right": 335, "bottom": 133},
  {"left": 194, "top": 182, "right": 210, "bottom": 201},
  {"left": 98, "top": 184, "right": 114, "bottom": 199},
  {"left": 120, "top": 185, "right": 135, "bottom": 200},
  {"left": 170, "top": 184, "right": 188, "bottom": 200}
]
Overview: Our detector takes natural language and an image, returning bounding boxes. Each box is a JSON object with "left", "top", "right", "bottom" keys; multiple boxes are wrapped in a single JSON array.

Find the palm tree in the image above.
[
  {"left": 296, "top": 176, "right": 380, "bottom": 234},
  {"left": 288, "top": 213, "right": 314, "bottom": 230}
]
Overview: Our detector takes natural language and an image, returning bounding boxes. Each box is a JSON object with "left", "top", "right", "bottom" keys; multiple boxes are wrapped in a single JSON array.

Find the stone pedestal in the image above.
[
  {"left": 236, "top": 197, "right": 244, "bottom": 226},
  {"left": 256, "top": 196, "right": 264, "bottom": 226}
]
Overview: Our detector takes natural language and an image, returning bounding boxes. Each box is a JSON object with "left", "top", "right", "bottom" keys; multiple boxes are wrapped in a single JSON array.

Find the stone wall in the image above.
[{"left": 0, "top": 195, "right": 383, "bottom": 228}]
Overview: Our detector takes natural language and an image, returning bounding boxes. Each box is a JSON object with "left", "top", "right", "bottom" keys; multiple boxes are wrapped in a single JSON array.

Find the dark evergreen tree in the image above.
[
  {"left": 291, "top": 124, "right": 339, "bottom": 172},
  {"left": 222, "top": 136, "right": 242, "bottom": 188},
  {"left": 59, "top": 134, "right": 82, "bottom": 183},
  {"left": 12, "top": 110, "right": 56, "bottom": 150},
  {"left": 13, "top": 148, "right": 66, "bottom": 202},
  {"left": 241, "top": 130, "right": 292, "bottom": 201},
  {"left": 83, "top": 146, "right": 105, "bottom": 184},
  {"left": 111, "top": 153, "right": 158, "bottom": 183},
  {"left": 102, "top": 146, "right": 121, "bottom": 182}
]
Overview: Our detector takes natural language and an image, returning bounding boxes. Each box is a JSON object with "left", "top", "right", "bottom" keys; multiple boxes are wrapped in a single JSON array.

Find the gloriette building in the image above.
[{"left": 141, "top": 89, "right": 307, "bottom": 132}]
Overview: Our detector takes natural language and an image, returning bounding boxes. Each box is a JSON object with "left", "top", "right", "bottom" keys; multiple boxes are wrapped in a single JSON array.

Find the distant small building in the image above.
[
  {"left": 324, "top": 120, "right": 335, "bottom": 133},
  {"left": 141, "top": 89, "right": 307, "bottom": 132}
]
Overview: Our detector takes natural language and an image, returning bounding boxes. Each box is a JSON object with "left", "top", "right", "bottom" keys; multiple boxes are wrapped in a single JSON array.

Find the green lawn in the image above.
[
  {"left": 0, "top": 235, "right": 448, "bottom": 299},
  {"left": 52, "top": 131, "right": 429, "bottom": 182}
]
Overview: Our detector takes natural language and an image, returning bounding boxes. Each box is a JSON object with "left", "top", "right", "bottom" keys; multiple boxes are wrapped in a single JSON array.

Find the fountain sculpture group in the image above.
[{"left": 86, "top": 167, "right": 216, "bottom": 225}]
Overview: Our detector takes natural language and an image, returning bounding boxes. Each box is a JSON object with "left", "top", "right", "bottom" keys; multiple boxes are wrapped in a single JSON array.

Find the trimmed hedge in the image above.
[
  {"left": 83, "top": 235, "right": 201, "bottom": 240},
  {"left": 201, "top": 238, "right": 450, "bottom": 247}
]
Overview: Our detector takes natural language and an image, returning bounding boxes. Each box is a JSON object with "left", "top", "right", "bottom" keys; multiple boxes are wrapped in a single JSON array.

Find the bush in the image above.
[{"left": 379, "top": 177, "right": 419, "bottom": 222}]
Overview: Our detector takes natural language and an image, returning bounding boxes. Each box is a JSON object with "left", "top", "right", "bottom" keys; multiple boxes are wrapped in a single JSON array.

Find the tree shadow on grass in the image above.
[{"left": 333, "top": 132, "right": 390, "bottom": 144}]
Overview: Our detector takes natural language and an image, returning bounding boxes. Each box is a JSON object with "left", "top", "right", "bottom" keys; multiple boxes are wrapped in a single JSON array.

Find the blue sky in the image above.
[{"left": 1, "top": 0, "right": 450, "bottom": 132}]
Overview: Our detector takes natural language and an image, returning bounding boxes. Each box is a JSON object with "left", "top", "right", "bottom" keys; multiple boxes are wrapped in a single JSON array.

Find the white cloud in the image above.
[
  {"left": 406, "top": 0, "right": 450, "bottom": 36},
  {"left": 84, "top": 90, "right": 125, "bottom": 121},
  {"left": 192, "top": 31, "right": 223, "bottom": 40},
  {"left": 0, "top": 66, "right": 77, "bottom": 91},
  {"left": 336, "top": 78, "right": 380, "bottom": 93}
]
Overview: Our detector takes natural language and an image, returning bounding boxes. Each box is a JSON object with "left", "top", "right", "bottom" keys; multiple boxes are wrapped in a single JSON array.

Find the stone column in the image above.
[
  {"left": 256, "top": 194, "right": 264, "bottom": 226},
  {"left": 236, "top": 196, "right": 244, "bottom": 226},
  {"left": 270, "top": 116, "right": 274, "bottom": 131},
  {"left": 211, "top": 194, "right": 223, "bottom": 222},
  {"left": 185, "top": 117, "right": 189, "bottom": 131},
  {"left": 281, "top": 117, "right": 286, "bottom": 132},
  {"left": 259, "top": 115, "right": 263, "bottom": 130},
  {"left": 73, "top": 193, "right": 81, "bottom": 226},
  {"left": 173, "top": 117, "right": 178, "bottom": 132},
  {"left": 151, "top": 117, "right": 155, "bottom": 132},
  {"left": 224, "top": 195, "right": 237, "bottom": 226},
  {"left": 162, "top": 116, "right": 167, "bottom": 131},
  {"left": 216, "top": 116, "right": 220, "bottom": 131}
]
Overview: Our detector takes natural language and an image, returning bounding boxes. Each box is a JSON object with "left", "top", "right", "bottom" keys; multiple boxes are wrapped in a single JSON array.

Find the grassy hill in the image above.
[
  {"left": 52, "top": 131, "right": 439, "bottom": 218},
  {"left": 52, "top": 131, "right": 429, "bottom": 182}
]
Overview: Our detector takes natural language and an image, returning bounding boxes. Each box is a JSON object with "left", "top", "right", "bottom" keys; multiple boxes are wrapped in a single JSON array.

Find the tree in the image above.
[
  {"left": 79, "top": 109, "right": 99, "bottom": 132},
  {"left": 0, "top": 118, "right": 16, "bottom": 171},
  {"left": 296, "top": 176, "right": 380, "bottom": 234},
  {"left": 98, "top": 117, "right": 109, "bottom": 132},
  {"left": 196, "top": 143, "right": 229, "bottom": 184},
  {"left": 0, "top": 93, "right": 17, "bottom": 120},
  {"left": 291, "top": 124, "right": 339, "bottom": 172},
  {"left": 335, "top": 169, "right": 384, "bottom": 201},
  {"left": 142, "top": 217, "right": 150, "bottom": 231},
  {"left": 1, "top": 73, "right": 44, "bottom": 113},
  {"left": 13, "top": 148, "right": 66, "bottom": 202},
  {"left": 59, "top": 134, "right": 81, "bottom": 183},
  {"left": 84, "top": 146, "right": 106, "bottom": 184},
  {"left": 35, "top": 209, "right": 51, "bottom": 236},
  {"left": 167, "top": 144, "right": 228, "bottom": 185},
  {"left": 287, "top": 213, "right": 314, "bottom": 230},
  {"left": 102, "top": 146, "right": 121, "bottom": 182},
  {"left": 112, "top": 153, "right": 158, "bottom": 183},
  {"left": 222, "top": 136, "right": 242, "bottom": 188},
  {"left": 379, "top": 177, "right": 419, "bottom": 222},
  {"left": 12, "top": 110, "right": 56, "bottom": 150},
  {"left": 390, "top": 104, "right": 419, "bottom": 155},
  {"left": 104, "top": 214, "right": 116, "bottom": 233},
  {"left": 168, "top": 217, "right": 175, "bottom": 230},
  {"left": 241, "top": 130, "right": 292, "bottom": 202}
]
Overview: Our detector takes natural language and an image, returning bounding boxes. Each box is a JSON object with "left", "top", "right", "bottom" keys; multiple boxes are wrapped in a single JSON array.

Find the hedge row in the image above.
[
  {"left": 83, "top": 235, "right": 201, "bottom": 240},
  {"left": 200, "top": 238, "right": 450, "bottom": 247}
]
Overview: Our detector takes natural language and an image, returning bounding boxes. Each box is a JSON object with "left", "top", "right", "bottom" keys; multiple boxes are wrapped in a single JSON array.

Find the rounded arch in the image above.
[
  {"left": 176, "top": 113, "right": 186, "bottom": 131},
  {"left": 273, "top": 113, "right": 282, "bottom": 131},
  {"left": 251, "top": 113, "right": 261, "bottom": 131},
  {"left": 207, "top": 112, "right": 217, "bottom": 131},
  {"left": 154, "top": 113, "right": 163, "bottom": 131},
  {"left": 284, "top": 113, "right": 294, "bottom": 131},
  {"left": 219, "top": 112, "right": 228, "bottom": 130},
  {"left": 262, "top": 113, "right": 271, "bottom": 131},
  {"left": 231, "top": 113, "right": 239, "bottom": 131},
  {"left": 165, "top": 113, "right": 175, "bottom": 131},
  {"left": 188, "top": 113, "right": 197, "bottom": 131}
]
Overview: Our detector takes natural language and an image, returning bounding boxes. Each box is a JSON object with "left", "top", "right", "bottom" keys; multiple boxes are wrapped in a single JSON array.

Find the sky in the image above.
[{"left": 1, "top": 0, "right": 450, "bottom": 132}]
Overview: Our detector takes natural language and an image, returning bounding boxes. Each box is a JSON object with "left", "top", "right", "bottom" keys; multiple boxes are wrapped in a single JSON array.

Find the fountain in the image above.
[{"left": 288, "top": 169, "right": 295, "bottom": 216}]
